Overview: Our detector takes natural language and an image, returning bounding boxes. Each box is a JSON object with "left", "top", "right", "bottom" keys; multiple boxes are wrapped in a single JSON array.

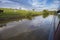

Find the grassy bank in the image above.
[
  {"left": 0, "top": 8, "right": 58, "bottom": 27},
  {"left": 0, "top": 8, "right": 57, "bottom": 23},
  {"left": 0, "top": 8, "right": 42, "bottom": 20}
]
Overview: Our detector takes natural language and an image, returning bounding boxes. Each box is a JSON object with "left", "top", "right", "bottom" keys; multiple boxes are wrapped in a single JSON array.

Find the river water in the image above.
[{"left": 0, "top": 15, "right": 59, "bottom": 40}]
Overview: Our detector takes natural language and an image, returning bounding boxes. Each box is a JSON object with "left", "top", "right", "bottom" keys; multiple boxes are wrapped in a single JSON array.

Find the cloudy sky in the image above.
[{"left": 0, "top": 0, "right": 60, "bottom": 11}]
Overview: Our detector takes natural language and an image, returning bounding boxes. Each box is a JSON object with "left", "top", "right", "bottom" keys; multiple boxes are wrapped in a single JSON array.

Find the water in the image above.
[{"left": 0, "top": 15, "right": 59, "bottom": 40}]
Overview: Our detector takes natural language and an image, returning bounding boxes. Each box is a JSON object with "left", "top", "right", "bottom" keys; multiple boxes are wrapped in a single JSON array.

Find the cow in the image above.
[
  {"left": 0, "top": 10, "right": 4, "bottom": 14},
  {"left": 57, "top": 10, "right": 60, "bottom": 15},
  {"left": 57, "top": 10, "right": 60, "bottom": 13}
]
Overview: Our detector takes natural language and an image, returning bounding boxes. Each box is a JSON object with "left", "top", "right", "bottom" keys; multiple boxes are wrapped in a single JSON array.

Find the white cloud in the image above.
[
  {"left": 0, "top": 0, "right": 59, "bottom": 11},
  {"left": 28, "top": 0, "right": 48, "bottom": 11},
  {"left": 46, "top": 0, "right": 60, "bottom": 11},
  {"left": 28, "top": 0, "right": 59, "bottom": 11},
  {"left": 0, "top": 0, "right": 21, "bottom": 9},
  {"left": 29, "top": 0, "right": 47, "bottom": 7},
  {"left": 0, "top": 0, "right": 29, "bottom": 10}
]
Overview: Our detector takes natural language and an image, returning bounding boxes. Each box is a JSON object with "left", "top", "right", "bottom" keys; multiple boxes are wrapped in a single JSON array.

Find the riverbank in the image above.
[
  {"left": 0, "top": 8, "right": 57, "bottom": 24},
  {"left": 0, "top": 8, "right": 42, "bottom": 20}
]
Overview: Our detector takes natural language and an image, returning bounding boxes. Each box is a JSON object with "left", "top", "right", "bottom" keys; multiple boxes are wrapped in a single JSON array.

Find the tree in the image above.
[
  {"left": 42, "top": 10, "right": 49, "bottom": 18},
  {"left": 19, "top": 7, "right": 21, "bottom": 10},
  {"left": 32, "top": 9, "right": 35, "bottom": 11}
]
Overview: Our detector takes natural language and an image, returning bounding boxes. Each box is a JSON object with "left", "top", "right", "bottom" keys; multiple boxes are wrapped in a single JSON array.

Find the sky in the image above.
[{"left": 0, "top": 0, "right": 60, "bottom": 11}]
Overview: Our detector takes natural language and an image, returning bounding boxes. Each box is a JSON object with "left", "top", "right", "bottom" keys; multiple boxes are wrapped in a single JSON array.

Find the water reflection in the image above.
[
  {"left": 0, "top": 15, "right": 59, "bottom": 40},
  {"left": 58, "top": 15, "right": 60, "bottom": 18},
  {"left": 0, "top": 24, "right": 6, "bottom": 27},
  {"left": 43, "top": 14, "right": 49, "bottom": 18},
  {"left": 0, "top": 15, "right": 50, "bottom": 26}
]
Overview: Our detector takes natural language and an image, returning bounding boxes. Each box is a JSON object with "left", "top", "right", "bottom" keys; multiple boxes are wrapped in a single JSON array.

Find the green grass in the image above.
[
  {"left": 0, "top": 8, "right": 57, "bottom": 24},
  {"left": 0, "top": 8, "right": 42, "bottom": 20}
]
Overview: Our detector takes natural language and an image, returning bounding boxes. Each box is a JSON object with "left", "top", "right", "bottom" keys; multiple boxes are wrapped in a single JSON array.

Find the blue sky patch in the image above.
[{"left": 0, "top": 0, "right": 60, "bottom": 11}]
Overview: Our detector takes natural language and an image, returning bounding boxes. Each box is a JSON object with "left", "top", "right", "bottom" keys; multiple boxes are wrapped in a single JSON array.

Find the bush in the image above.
[{"left": 42, "top": 10, "right": 49, "bottom": 18}]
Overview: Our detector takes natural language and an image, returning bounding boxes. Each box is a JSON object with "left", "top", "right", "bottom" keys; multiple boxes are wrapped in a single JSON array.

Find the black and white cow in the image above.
[
  {"left": 57, "top": 10, "right": 60, "bottom": 15},
  {"left": 57, "top": 10, "right": 60, "bottom": 13},
  {"left": 0, "top": 10, "right": 4, "bottom": 13}
]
